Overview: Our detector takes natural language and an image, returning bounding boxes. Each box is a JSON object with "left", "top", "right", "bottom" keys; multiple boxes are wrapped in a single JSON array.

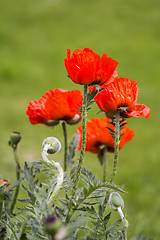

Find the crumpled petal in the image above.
[
  {"left": 64, "top": 47, "right": 118, "bottom": 85},
  {"left": 76, "top": 117, "right": 134, "bottom": 154},
  {"left": 123, "top": 104, "right": 150, "bottom": 118},
  {"left": 26, "top": 89, "right": 83, "bottom": 125}
]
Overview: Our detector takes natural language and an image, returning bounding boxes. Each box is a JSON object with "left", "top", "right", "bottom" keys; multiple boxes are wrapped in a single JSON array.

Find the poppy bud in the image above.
[
  {"left": 109, "top": 192, "right": 124, "bottom": 211},
  {"left": 44, "top": 120, "right": 60, "bottom": 127},
  {"left": 43, "top": 215, "right": 61, "bottom": 235},
  {"left": 42, "top": 137, "right": 61, "bottom": 154},
  {"left": 9, "top": 131, "right": 21, "bottom": 145},
  {"left": 0, "top": 179, "right": 9, "bottom": 200},
  {"left": 66, "top": 114, "right": 81, "bottom": 125}
]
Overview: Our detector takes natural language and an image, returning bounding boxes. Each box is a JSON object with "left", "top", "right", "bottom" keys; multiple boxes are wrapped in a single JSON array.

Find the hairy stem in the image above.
[
  {"left": 102, "top": 112, "right": 120, "bottom": 215},
  {"left": 118, "top": 207, "right": 127, "bottom": 240},
  {"left": 71, "top": 85, "right": 88, "bottom": 199},
  {"left": 9, "top": 148, "right": 21, "bottom": 214},
  {"left": 62, "top": 121, "right": 68, "bottom": 172},
  {"left": 110, "top": 111, "right": 120, "bottom": 184},
  {"left": 65, "top": 85, "right": 88, "bottom": 224},
  {"left": 103, "top": 147, "right": 108, "bottom": 183}
]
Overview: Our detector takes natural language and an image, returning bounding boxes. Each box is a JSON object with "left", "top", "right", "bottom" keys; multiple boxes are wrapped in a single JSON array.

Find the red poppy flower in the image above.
[
  {"left": 26, "top": 89, "right": 83, "bottom": 126},
  {"left": 64, "top": 48, "right": 118, "bottom": 85},
  {"left": 76, "top": 118, "right": 135, "bottom": 154},
  {"left": 94, "top": 78, "right": 150, "bottom": 118}
]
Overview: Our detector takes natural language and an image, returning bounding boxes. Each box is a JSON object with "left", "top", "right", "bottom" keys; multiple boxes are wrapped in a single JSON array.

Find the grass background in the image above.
[{"left": 0, "top": 0, "right": 160, "bottom": 238}]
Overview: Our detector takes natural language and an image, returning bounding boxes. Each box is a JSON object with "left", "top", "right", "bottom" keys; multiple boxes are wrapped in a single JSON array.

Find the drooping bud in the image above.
[
  {"left": 109, "top": 192, "right": 124, "bottom": 211},
  {"left": 44, "top": 120, "right": 60, "bottom": 127},
  {"left": 66, "top": 114, "right": 81, "bottom": 125},
  {"left": 43, "top": 215, "right": 61, "bottom": 235},
  {"left": 42, "top": 137, "right": 61, "bottom": 154},
  {"left": 9, "top": 131, "right": 21, "bottom": 148}
]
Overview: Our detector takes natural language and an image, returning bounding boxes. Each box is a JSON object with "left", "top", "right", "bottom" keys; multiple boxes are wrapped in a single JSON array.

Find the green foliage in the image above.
[
  {"left": 132, "top": 233, "right": 153, "bottom": 240},
  {"left": 0, "top": 148, "right": 126, "bottom": 239},
  {"left": 106, "top": 117, "right": 127, "bottom": 140}
]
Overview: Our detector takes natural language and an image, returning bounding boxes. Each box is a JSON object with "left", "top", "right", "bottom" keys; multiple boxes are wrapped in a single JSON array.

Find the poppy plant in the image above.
[
  {"left": 26, "top": 89, "right": 83, "bottom": 126},
  {"left": 76, "top": 118, "right": 135, "bottom": 154},
  {"left": 64, "top": 47, "right": 118, "bottom": 85},
  {"left": 94, "top": 78, "right": 150, "bottom": 118}
]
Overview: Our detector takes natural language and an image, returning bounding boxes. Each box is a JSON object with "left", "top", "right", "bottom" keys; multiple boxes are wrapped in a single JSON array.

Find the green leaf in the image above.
[
  {"left": 106, "top": 127, "right": 115, "bottom": 134},
  {"left": 104, "top": 212, "right": 111, "bottom": 226}
]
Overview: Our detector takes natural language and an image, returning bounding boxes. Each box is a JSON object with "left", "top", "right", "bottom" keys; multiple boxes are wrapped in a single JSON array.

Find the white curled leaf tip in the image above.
[
  {"left": 51, "top": 161, "right": 64, "bottom": 199},
  {"left": 42, "top": 144, "right": 51, "bottom": 163},
  {"left": 42, "top": 142, "right": 64, "bottom": 203}
]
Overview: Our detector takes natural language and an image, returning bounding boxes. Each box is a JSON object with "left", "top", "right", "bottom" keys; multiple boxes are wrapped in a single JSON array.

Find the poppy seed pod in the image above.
[
  {"left": 42, "top": 137, "right": 61, "bottom": 154},
  {"left": 109, "top": 192, "right": 124, "bottom": 211},
  {"left": 43, "top": 215, "right": 61, "bottom": 235},
  {"left": 10, "top": 131, "right": 21, "bottom": 145}
]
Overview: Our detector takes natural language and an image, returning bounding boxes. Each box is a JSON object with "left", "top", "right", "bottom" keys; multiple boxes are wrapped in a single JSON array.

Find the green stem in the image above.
[
  {"left": 118, "top": 207, "right": 127, "bottom": 240},
  {"left": 103, "top": 148, "right": 107, "bottom": 183},
  {"left": 9, "top": 148, "right": 21, "bottom": 214},
  {"left": 71, "top": 85, "right": 88, "bottom": 199},
  {"left": 102, "top": 112, "right": 120, "bottom": 215},
  {"left": 109, "top": 111, "right": 120, "bottom": 184},
  {"left": 65, "top": 85, "right": 88, "bottom": 224},
  {"left": 62, "top": 121, "right": 68, "bottom": 172},
  {"left": 0, "top": 198, "right": 3, "bottom": 218}
]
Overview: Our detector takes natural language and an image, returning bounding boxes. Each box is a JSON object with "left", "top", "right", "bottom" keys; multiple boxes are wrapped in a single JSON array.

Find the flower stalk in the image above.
[
  {"left": 62, "top": 121, "right": 68, "bottom": 172},
  {"left": 9, "top": 148, "right": 21, "bottom": 214},
  {"left": 118, "top": 207, "right": 127, "bottom": 240},
  {"left": 110, "top": 111, "right": 120, "bottom": 184},
  {"left": 65, "top": 85, "right": 88, "bottom": 224},
  {"left": 103, "top": 147, "right": 108, "bottom": 183},
  {"left": 71, "top": 85, "right": 88, "bottom": 199}
]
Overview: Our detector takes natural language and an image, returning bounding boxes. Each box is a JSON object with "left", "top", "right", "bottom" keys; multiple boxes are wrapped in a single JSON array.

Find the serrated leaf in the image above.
[
  {"left": 106, "top": 127, "right": 115, "bottom": 134},
  {"left": 106, "top": 219, "right": 121, "bottom": 233},
  {"left": 92, "top": 221, "right": 102, "bottom": 228},
  {"left": 120, "top": 132, "right": 125, "bottom": 138},
  {"left": 104, "top": 212, "right": 111, "bottom": 225},
  {"left": 120, "top": 122, "right": 127, "bottom": 129},
  {"left": 9, "top": 177, "right": 24, "bottom": 190}
]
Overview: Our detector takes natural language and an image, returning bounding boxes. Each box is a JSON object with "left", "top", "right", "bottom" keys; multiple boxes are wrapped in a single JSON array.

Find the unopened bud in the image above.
[
  {"left": 109, "top": 192, "right": 124, "bottom": 211},
  {"left": 42, "top": 137, "right": 61, "bottom": 154},
  {"left": 44, "top": 120, "right": 59, "bottom": 127},
  {"left": 9, "top": 131, "right": 21, "bottom": 145},
  {"left": 43, "top": 215, "right": 61, "bottom": 235},
  {"left": 0, "top": 179, "right": 9, "bottom": 192},
  {"left": 66, "top": 114, "right": 81, "bottom": 125},
  {"left": 0, "top": 179, "right": 9, "bottom": 200}
]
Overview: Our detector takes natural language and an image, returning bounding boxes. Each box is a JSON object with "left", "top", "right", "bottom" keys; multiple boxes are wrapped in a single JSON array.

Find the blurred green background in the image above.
[{"left": 0, "top": 0, "right": 160, "bottom": 238}]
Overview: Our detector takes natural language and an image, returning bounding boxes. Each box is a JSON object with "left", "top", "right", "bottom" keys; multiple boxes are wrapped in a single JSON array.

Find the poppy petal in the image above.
[{"left": 123, "top": 104, "right": 150, "bottom": 118}]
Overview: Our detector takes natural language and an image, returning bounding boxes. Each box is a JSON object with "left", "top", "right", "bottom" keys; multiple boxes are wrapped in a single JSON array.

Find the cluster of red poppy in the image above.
[{"left": 26, "top": 47, "right": 150, "bottom": 155}]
